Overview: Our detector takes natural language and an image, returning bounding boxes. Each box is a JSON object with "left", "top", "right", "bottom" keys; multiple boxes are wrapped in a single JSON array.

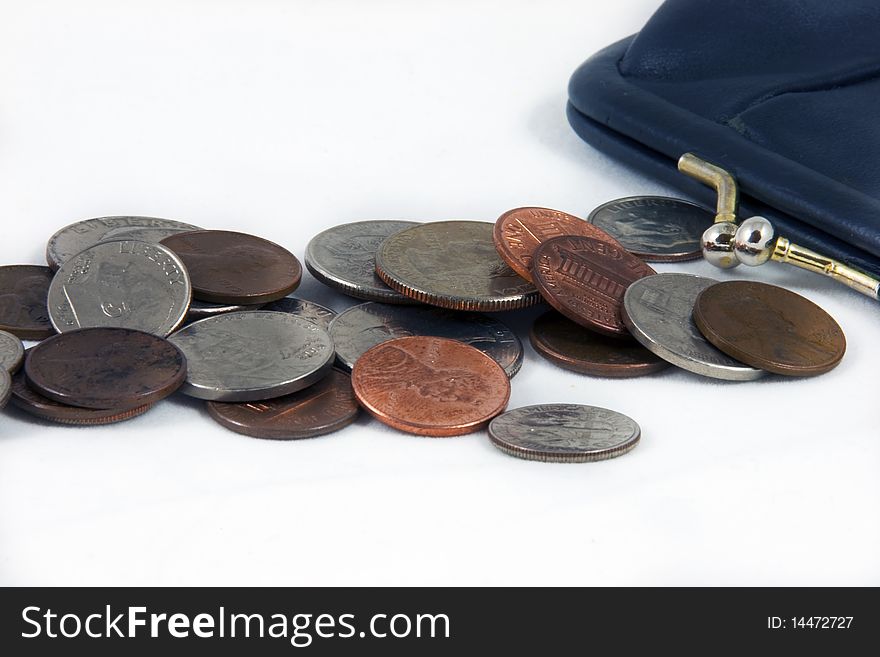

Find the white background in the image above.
[{"left": 1, "top": 0, "right": 877, "bottom": 586}]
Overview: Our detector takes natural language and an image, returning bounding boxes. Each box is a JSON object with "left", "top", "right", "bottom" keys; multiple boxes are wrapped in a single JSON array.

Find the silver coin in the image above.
[
  {"left": 328, "top": 302, "right": 523, "bottom": 377},
  {"left": 488, "top": 404, "right": 641, "bottom": 463},
  {"left": 622, "top": 273, "right": 765, "bottom": 381},
  {"left": 587, "top": 196, "right": 712, "bottom": 262},
  {"left": 261, "top": 297, "right": 337, "bottom": 330},
  {"left": 0, "top": 368, "right": 11, "bottom": 408},
  {"left": 187, "top": 299, "right": 264, "bottom": 320},
  {"left": 305, "top": 220, "right": 420, "bottom": 303},
  {"left": 47, "top": 239, "right": 191, "bottom": 337},
  {"left": 375, "top": 221, "right": 541, "bottom": 311},
  {"left": 168, "top": 310, "right": 335, "bottom": 401},
  {"left": 46, "top": 216, "right": 202, "bottom": 270},
  {"left": 0, "top": 330, "right": 24, "bottom": 373}
]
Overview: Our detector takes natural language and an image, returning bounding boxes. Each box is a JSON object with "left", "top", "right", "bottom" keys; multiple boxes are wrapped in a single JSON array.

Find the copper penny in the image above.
[
  {"left": 493, "top": 207, "right": 625, "bottom": 283},
  {"left": 531, "top": 235, "right": 655, "bottom": 338},
  {"left": 693, "top": 280, "right": 846, "bottom": 377},
  {"left": 160, "top": 230, "right": 302, "bottom": 304},
  {"left": 24, "top": 327, "right": 187, "bottom": 409},
  {"left": 10, "top": 360, "right": 153, "bottom": 425},
  {"left": 351, "top": 336, "right": 510, "bottom": 437},
  {"left": 530, "top": 311, "right": 668, "bottom": 377},
  {"left": 0, "top": 265, "right": 55, "bottom": 340},
  {"left": 206, "top": 368, "right": 359, "bottom": 439}
]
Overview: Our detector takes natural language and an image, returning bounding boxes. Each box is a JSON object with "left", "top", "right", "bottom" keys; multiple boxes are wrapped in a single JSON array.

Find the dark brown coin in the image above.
[
  {"left": 493, "top": 207, "right": 625, "bottom": 283},
  {"left": 351, "top": 336, "right": 510, "bottom": 437},
  {"left": 206, "top": 368, "right": 359, "bottom": 439},
  {"left": 530, "top": 311, "right": 669, "bottom": 377},
  {"left": 10, "top": 363, "right": 153, "bottom": 425},
  {"left": 24, "top": 328, "right": 187, "bottom": 409},
  {"left": 160, "top": 230, "right": 302, "bottom": 304},
  {"left": 693, "top": 280, "right": 846, "bottom": 376},
  {"left": 0, "top": 265, "right": 55, "bottom": 340},
  {"left": 531, "top": 235, "right": 655, "bottom": 338}
]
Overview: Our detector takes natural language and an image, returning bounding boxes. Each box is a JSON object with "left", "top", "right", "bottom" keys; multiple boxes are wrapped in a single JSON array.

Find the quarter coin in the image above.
[
  {"left": 161, "top": 230, "right": 302, "bottom": 304},
  {"left": 622, "top": 273, "right": 765, "bottom": 381},
  {"left": 0, "top": 264, "right": 55, "bottom": 339},
  {"left": 0, "top": 369, "right": 10, "bottom": 408},
  {"left": 305, "top": 220, "right": 420, "bottom": 303},
  {"left": 488, "top": 404, "right": 641, "bottom": 463},
  {"left": 351, "top": 336, "right": 510, "bottom": 436},
  {"left": 168, "top": 311, "right": 335, "bottom": 401},
  {"left": 529, "top": 311, "right": 667, "bottom": 377},
  {"left": 46, "top": 216, "right": 201, "bottom": 270},
  {"left": 375, "top": 221, "right": 540, "bottom": 311},
  {"left": 261, "top": 297, "right": 337, "bottom": 330},
  {"left": 0, "top": 330, "right": 25, "bottom": 373},
  {"left": 329, "top": 302, "right": 523, "bottom": 377},
  {"left": 206, "top": 368, "right": 359, "bottom": 439},
  {"left": 588, "top": 196, "right": 712, "bottom": 262},
  {"left": 693, "top": 280, "right": 846, "bottom": 376},
  {"left": 531, "top": 234, "right": 655, "bottom": 338},
  {"left": 24, "top": 328, "right": 187, "bottom": 409},
  {"left": 47, "top": 240, "right": 191, "bottom": 337},
  {"left": 493, "top": 207, "right": 623, "bottom": 282}
]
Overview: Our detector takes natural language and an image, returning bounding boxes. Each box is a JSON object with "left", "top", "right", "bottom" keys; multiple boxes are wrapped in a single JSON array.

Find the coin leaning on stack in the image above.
[{"left": 0, "top": 199, "right": 848, "bottom": 462}]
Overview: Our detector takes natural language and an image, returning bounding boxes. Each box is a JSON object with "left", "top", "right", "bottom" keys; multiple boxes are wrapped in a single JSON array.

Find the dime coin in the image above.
[
  {"left": 305, "top": 220, "right": 420, "bottom": 304},
  {"left": 0, "top": 265, "right": 55, "bottom": 339},
  {"left": 622, "top": 273, "right": 765, "bottom": 381},
  {"left": 375, "top": 221, "right": 540, "bottom": 311},
  {"left": 24, "top": 328, "right": 187, "bottom": 409},
  {"left": 206, "top": 368, "right": 359, "bottom": 439},
  {"left": 531, "top": 234, "right": 655, "bottom": 338},
  {"left": 329, "top": 302, "right": 523, "bottom": 377},
  {"left": 261, "top": 297, "right": 337, "bottom": 330},
  {"left": 488, "top": 404, "right": 641, "bottom": 463},
  {"left": 351, "top": 336, "right": 510, "bottom": 436},
  {"left": 0, "top": 368, "right": 10, "bottom": 408},
  {"left": 588, "top": 196, "right": 712, "bottom": 262},
  {"left": 160, "top": 230, "right": 302, "bottom": 304},
  {"left": 168, "top": 311, "right": 335, "bottom": 401},
  {"left": 529, "top": 311, "right": 667, "bottom": 377},
  {"left": 493, "top": 207, "right": 623, "bottom": 282},
  {"left": 187, "top": 300, "right": 265, "bottom": 320},
  {"left": 46, "top": 216, "right": 201, "bottom": 270},
  {"left": 10, "top": 363, "right": 153, "bottom": 425},
  {"left": 47, "top": 239, "right": 191, "bottom": 337},
  {"left": 693, "top": 280, "right": 846, "bottom": 376},
  {"left": 0, "top": 330, "right": 25, "bottom": 373}
]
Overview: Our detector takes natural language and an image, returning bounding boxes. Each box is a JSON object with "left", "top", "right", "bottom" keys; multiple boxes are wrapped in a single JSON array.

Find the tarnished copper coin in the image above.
[
  {"left": 160, "top": 230, "right": 302, "bottom": 304},
  {"left": 351, "top": 336, "right": 510, "bottom": 437},
  {"left": 530, "top": 311, "right": 668, "bottom": 377},
  {"left": 10, "top": 362, "right": 153, "bottom": 425},
  {"left": 693, "top": 281, "right": 846, "bottom": 377},
  {"left": 493, "top": 207, "right": 624, "bottom": 283},
  {"left": 24, "top": 328, "right": 187, "bottom": 409},
  {"left": 206, "top": 368, "right": 359, "bottom": 439},
  {"left": 531, "top": 235, "right": 655, "bottom": 338},
  {"left": 0, "top": 265, "right": 55, "bottom": 340}
]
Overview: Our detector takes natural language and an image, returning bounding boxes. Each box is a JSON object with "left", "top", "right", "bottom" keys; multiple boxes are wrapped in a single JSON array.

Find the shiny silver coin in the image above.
[
  {"left": 488, "top": 404, "right": 640, "bottom": 463},
  {"left": 375, "top": 221, "right": 541, "bottom": 311},
  {"left": 0, "top": 330, "right": 25, "bottom": 373},
  {"left": 46, "top": 216, "right": 201, "bottom": 270},
  {"left": 186, "top": 299, "right": 264, "bottom": 320},
  {"left": 587, "top": 196, "right": 712, "bottom": 262},
  {"left": 168, "top": 310, "right": 335, "bottom": 401},
  {"left": 305, "top": 220, "right": 420, "bottom": 303},
  {"left": 328, "top": 302, "right": 523, "bottom": 377},
  {"left": 622, "top": 273, "right": 765, "bottom": 381},
  {"left": 0, "top": 368, "right": 11, "bottom": 408},
  {"left": 47, "top": 240, "right": 191, "bottom": 337},
  {"left": 261, "top": 297, "right": 337, "bottom": 330}
]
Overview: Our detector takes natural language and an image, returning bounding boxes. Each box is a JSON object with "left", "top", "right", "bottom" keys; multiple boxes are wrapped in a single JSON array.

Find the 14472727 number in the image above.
[{"left": 767, "top": 617, "right": 853, "bottom": 630}]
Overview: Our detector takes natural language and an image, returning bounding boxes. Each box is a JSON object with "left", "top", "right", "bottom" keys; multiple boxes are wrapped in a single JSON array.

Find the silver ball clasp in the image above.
[
  {"left": 701, "top": 221, "right": 740, "bottom": 269},
  {"left": 733, "top": 216, "right": 775, "bottom": 266}
]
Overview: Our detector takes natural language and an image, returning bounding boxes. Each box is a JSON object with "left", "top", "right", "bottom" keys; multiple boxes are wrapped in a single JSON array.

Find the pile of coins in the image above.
[{"left": 0, "top": 200, "right": 846, "bottom": 463}]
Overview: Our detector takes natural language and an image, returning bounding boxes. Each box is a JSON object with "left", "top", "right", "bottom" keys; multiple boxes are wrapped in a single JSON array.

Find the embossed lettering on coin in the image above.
[
  {"left": 261, "top": 297, "right": 337, "bottom": 331},
  {"left": 0, "top": 265, "right": 55, "bottom": 340}
]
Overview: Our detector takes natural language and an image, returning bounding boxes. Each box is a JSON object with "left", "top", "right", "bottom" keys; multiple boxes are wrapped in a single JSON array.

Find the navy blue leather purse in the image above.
[{"left": 567, "top": 0, "right": 880, "bottom": 278}]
